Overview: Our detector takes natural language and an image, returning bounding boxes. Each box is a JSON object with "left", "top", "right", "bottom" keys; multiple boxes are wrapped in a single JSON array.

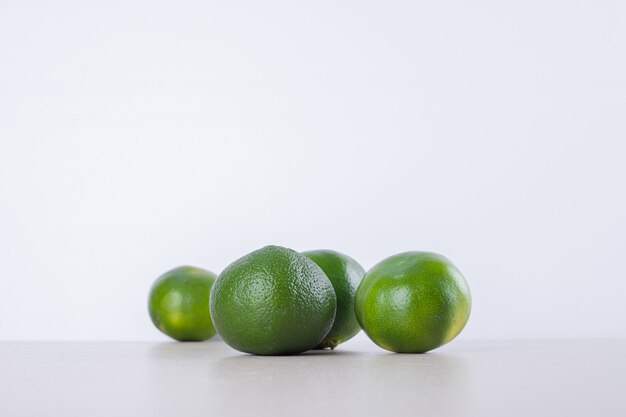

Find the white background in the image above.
[{"left": 1, "top": 1, "right": 625, "bottom": 341}]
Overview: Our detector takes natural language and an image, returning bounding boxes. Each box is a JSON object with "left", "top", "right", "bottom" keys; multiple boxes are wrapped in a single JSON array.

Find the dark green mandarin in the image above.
[
  {"left": 210, "top": 245, "right": 337, "bottom": 356},
  {"left": 302, "top": 250, "right": 364, "bottom": 349},
  {"left": 148, "top": 266, "right": 217, "bottom": 341},
  {"left": 355, "top": 252, "right": 471, "bottom": 353}
]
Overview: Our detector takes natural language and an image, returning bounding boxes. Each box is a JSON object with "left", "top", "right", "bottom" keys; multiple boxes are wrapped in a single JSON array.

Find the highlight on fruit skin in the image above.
[
  {"left": 209, "top": 245, "right": 337, "bottom": 356},
  {"left": 355, "top": 251, "right": 471, "bottom": 353},
  {"left": 148, "top": 265, "right": 218, "bottom": 342},
  {"left": 302, "top": 249, "right": 365, "bottom": 350}
]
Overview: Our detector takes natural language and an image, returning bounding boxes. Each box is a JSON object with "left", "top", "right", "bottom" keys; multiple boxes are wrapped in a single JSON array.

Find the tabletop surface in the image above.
[{"left": 1, "top": 338, "right": 624, "bottom": 417}]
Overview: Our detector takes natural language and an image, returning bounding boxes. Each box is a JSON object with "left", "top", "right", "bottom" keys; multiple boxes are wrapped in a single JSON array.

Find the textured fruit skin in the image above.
[
  {"left": 355, "top": 252, "right": 471, "bottom": 353},
  {"left": 148, "top": 266, "right": 217, "bottom": 342},
  {"left": 302, "top": 250, "right": 364, "bottom": 349},
  {"left": 210, "top": 245, "right": 337, "bottom": 355}
]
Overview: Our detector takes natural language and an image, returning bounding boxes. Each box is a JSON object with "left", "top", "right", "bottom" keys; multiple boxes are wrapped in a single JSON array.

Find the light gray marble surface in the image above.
[{"left": 1, "top": 338, "right": 623, "bottom": 417}]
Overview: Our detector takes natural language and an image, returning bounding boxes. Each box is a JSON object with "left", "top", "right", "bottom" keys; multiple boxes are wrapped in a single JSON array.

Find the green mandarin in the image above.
[
  {"left": 303, "top": 250, "right": 364, "bottom": 349},
  {"left": 210, "top": 245, "right": 337, "bottom": 355}
]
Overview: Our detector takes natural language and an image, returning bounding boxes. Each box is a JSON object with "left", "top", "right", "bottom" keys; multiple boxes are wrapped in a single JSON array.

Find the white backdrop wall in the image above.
[{"left": 1, "top": 1, "right": 625, "bottom": 341}]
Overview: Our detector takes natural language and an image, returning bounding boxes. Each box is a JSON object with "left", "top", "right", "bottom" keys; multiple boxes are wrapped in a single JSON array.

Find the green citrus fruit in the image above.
[
  {"left": 302, "top": 249, "right": 364, "bottom": 349},
  {"left": 210, "top": 245, "right": 337, "bottom": 355},
  {"left": 148, "top": 266, "right": 217, "bottom": 341},
  {"left": 355, "top": 252, "right": 471, "bottom": 353}
]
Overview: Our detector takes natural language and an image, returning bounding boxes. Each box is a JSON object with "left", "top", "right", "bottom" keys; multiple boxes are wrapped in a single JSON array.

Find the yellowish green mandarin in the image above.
[
  {"left": 355, "top": 252, "right": 471, "bottom": 353},
  {"left": 148, "top": 266, "right": 217, "bottom": 342}
]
